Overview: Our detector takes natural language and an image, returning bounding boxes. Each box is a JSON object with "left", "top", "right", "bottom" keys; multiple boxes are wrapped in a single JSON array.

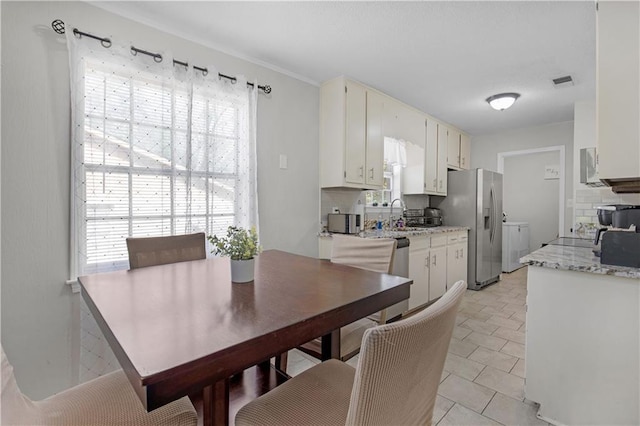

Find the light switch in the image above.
[{"left": 279, "top": 154, "right": 288, "bottom": 169}]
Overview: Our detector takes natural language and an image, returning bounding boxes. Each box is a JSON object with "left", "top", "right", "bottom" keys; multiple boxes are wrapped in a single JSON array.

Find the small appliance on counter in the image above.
[
  {"left": 404, "top": 208, "right": 442, "bottom": 228},
  {"left": 595, "top": 205, "right": 640, "bottom": 267},
  {"left": 327, "top": 213, "right": 361, "bottom": 234}
]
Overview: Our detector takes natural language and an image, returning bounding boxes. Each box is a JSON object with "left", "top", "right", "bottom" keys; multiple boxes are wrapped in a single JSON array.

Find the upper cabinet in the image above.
[
  {"left": 597, "top": 1, "right": 640, "bottom": 190},
  {"left": 320, "top": 77, "right": 384, "bottom": 189},
  {"left": 404, "top": 118, "right": 448, "bottom": 196},
  {"left": 320, "top": 76, "right": 469, "bottom": 190},
  {"left": 446, "top": 127, "right": 471, "bottom": 170}
]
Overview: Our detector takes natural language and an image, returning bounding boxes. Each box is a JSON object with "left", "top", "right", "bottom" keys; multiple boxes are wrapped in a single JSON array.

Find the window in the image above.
[{"left": 78, "top": 60, "right": 250, "bottom": 273}]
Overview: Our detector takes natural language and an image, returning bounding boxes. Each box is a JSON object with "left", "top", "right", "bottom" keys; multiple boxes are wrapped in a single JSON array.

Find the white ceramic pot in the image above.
[{"left": 230, "top": 258, "right": 255, "bottom": 283}]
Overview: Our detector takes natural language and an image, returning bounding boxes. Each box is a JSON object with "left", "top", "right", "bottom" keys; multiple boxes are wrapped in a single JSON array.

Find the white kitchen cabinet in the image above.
[
  {"left": 382, "top": 97, "right": 424, "bottom": 146},
  {"left": 366, "top": 90, "right": 385, "bottom": 187},
  {"left": 408, "top": 236, "right": 430, "bottom": 311},
  {"left": 404, "top": 117, "right": 447, "bottom": 196},
  {"left": 446, "top": 127, "right": 471, "bottom": 170},
  {"left": 436, "top": 123, "right": 448, "bottom": 195},
  {"left": 596, "top": 1, "right": 640, "bottom": 189},
  {"left": 424, "top": 118, "right": 438, "bottom": 193},
  {"left": 446, "top": 232, "right": 468, "bottom": 289},
  {"left": 447, "top": 127, "right": 461, "bottom": 169},
  {"left": 460, "top": 133, "right": 471, "bottom": 170},
  {"left": 320, "top": 77, "right": 383, "bottom": 189},
  {"left": 429, "top": 240, "right": 448, "bottom": 301}
]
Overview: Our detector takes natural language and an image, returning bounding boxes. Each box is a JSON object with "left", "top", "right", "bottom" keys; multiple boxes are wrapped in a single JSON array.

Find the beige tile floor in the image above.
[{"left": 286, "top": 266, "right": 549, "bottom": 425}]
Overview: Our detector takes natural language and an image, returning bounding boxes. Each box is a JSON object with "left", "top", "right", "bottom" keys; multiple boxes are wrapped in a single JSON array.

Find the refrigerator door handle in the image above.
[{"left": 489, "top": 186, "right": 494, "bottom": 243}]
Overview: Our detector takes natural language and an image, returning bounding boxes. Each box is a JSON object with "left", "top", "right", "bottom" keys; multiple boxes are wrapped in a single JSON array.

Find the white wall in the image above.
[
  {"left": 504, "top": 152, "right": 560, "bottom": 252},
  {"left": 471, "top": 121, "right": 574, "bottom": 237},
  {"left": 1, "top": 1, "right": 319, "bottom": 399}
]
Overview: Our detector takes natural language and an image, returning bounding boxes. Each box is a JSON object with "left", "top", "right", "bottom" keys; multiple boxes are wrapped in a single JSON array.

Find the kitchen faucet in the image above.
[{"left": 389, "top": 198, "right": 406, "bottom": 228}]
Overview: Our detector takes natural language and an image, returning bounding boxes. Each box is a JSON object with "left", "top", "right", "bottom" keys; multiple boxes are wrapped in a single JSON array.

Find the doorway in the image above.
[{"left": 498, "top": 146, "right": 565, "bottom": 252}]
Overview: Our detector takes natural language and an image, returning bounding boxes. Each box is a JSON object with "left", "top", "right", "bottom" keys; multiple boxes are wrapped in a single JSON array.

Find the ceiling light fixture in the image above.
[{"left": 486, "top": 93, "right": 520, "bottom": 111}]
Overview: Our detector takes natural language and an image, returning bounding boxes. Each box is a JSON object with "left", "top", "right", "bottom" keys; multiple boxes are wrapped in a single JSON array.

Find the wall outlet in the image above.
[{"left": 332, "top": 207, "right": 340, "bottom": 213}]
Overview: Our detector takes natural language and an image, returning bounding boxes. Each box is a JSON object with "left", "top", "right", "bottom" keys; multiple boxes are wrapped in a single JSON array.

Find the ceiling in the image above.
[{"left": 92, "top": 1, "right": 596, "bottom": 136}]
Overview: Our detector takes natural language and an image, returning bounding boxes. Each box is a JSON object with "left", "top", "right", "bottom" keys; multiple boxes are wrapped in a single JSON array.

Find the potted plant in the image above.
[{"left": 208, "top": 226, "right": 261, "bottom": 283}]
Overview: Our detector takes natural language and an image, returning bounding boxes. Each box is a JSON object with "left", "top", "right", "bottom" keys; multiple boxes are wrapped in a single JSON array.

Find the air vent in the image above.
[{"left": 552, "top": 75, "right": 574, "bottom": 87}]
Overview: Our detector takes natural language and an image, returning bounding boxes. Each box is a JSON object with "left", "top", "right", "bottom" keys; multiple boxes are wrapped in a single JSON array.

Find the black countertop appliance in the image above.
[{"left": 597, "top": 205, "right": 640, "bottom": 268}]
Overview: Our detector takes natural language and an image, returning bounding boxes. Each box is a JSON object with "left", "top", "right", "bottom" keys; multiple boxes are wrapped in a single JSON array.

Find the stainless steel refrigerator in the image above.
[{"left": 434, "top": 169, "right": 503, "bottom": 290}]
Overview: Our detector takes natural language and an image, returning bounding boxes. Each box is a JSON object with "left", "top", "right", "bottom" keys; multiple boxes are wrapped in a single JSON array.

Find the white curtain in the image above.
[{"left": 66, "top": 30, "right": 259, "bottom": 381}]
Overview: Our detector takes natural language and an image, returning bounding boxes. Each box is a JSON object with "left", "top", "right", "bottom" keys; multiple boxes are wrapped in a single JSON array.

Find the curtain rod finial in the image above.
[{"left": 52, "top": 19, "right": 66, "bottom": 34}]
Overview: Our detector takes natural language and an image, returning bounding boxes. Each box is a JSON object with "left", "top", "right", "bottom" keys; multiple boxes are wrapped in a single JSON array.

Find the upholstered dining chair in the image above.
[
  {"left": 1, "top": 346, "right": 197, "bottom": 426},
  {"left": 126, "top": 232, "right": 206, "bottom": 269},
  {"left": 236, "top": 280, "right": 466, "bottom": 426},
  {"left": 276, "top": 235, "right": 397, "bottom": 371}
]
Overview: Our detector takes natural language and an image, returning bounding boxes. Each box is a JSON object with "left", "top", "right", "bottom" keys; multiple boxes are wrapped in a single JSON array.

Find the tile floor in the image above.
[{"left": 285, "top": 266, "right": 549, "bottom": 425}]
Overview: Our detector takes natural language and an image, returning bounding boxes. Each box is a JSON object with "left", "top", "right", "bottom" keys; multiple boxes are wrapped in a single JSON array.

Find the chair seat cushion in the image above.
[
  {"left": 235, "top": 359, "right": 355, "bottom": 426},
  {"left": 39, "top": 370, "right": 197, "bottom": 426}
]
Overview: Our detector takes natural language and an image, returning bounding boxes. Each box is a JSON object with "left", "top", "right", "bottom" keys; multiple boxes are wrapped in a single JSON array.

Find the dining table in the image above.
[{"left": 78, "top": 249, "right": 412, "bottom": 426}]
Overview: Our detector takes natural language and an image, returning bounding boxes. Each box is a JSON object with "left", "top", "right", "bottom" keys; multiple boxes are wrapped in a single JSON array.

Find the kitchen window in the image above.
[{"left": 68, "top": 37, "right": 258, "bottom": 275}]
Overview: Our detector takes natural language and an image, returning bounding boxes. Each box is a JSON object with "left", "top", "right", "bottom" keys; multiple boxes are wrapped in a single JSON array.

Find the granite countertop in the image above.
[
  {"left": 319, "top": 226, "right": 469, "bottom": 239},
  {"left": 520, "top": 244, "right": 640, "bottom": 279}
]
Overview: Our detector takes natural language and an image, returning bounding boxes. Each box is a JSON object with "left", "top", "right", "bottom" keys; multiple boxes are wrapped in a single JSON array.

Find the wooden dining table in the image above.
[{"left": 79, "top": 249, "right": 412, "bottom": 426}]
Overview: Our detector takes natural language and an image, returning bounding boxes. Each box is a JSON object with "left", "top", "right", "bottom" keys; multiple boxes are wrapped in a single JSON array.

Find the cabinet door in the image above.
[
  {"left": 597, "top": 1, "right": 640, "bottom": 181},
  {"left": 403, "top": 113, "right": 427, "bottom": 194},
  {"left": 460, "top": 133, "right": 471, "bottom": 170},
  {"left": 408, "top": 238, "right": 430, "bottom": 310},
  {"left": 365, "top": 90, "right": 384, "bottom": 187},
  {"left": 447, "top": 243, "right": 467, "bottom": 288},
  {"left": 436, "top": 123, "right": 448, "bottom": 195},
  {"left": 429, "top": 246, "right": 448, "bottom": 301},
  {"left": 344, "top": 81, "right": 366, "bottom": 185},
  {"left": 424, "top": 118, "right": 438, "bottom": 193},
  {"left": 447, "top": 127, "right": 461, "bottom": 168}
]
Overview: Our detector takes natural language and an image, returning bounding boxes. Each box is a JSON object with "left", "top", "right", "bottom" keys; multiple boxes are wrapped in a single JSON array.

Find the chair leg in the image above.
[
  {"left": 274, "top": 352, "right": 288, "bottom": 373},
  {"left": 378, "top": 309, "right": 388, "bottom": 325}
]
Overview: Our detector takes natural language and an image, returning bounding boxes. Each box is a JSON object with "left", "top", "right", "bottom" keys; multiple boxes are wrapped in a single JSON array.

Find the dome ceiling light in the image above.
[{"left": 486, "top": 93, "right": 521, "bottom": 111}]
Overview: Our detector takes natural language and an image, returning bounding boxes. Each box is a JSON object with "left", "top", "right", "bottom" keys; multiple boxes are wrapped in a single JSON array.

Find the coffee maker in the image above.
[{"left": 595, "top": 205, "right": 640, "bottom": 268}]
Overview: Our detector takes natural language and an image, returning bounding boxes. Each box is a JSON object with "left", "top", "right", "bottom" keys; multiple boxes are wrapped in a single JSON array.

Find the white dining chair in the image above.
[
  {"left": 276, "top": 235, "right": 397, "bottom": 372},
  {"left": 1, "top": 346, "right": 197, "bottom": 425},
  {"left": 236, "top": 280, "right": 466, "bottom": 426}
]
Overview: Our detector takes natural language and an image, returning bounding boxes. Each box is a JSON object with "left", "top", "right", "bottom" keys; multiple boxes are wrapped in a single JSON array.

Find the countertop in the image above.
[
  {"left": 319, "top": 226, "right": 469, "bottom": 239},
  {"left": 520, "top": 244, "right": 640, "bottom": 279}
]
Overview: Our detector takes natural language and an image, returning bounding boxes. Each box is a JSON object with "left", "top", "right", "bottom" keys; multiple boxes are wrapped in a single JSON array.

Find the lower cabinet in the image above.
[
  {"left": 429, "top": 236, "right": 448, "bottom": 301},
  {"left": 408, "top": 236, "right": 430, "bottom": 311},
  {"left": 319, "top": 230, "right": 468, "bottom": 314},
  {"left": 408, "top": 231, "right": 468, "bottom": 311},
  {"left": 446, "top": 232, "right": 468, "bottom": 288}
]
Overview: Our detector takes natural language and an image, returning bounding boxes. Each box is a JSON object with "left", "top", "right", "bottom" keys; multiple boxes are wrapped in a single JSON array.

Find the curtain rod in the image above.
[{"left": 51, "top": 19, "right": 272, "bottom": 94}]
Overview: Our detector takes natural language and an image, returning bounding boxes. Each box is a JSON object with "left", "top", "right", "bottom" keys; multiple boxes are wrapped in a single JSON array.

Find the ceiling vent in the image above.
[{"left": 552, "top": 75, "right": 574, "bottom": 87}]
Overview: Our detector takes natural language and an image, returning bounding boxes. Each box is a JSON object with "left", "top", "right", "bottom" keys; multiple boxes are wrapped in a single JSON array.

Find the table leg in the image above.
[
  {"left": 321, "top": 329, "right": 340, "bottom": 360},
  {"left": 203, "top": 378, "right": 230, "bottom": 426}
]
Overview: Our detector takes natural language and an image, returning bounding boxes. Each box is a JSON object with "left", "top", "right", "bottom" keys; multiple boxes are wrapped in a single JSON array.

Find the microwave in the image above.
[{"left": 327, "top": 213, "right": 361, "bottom": 234}]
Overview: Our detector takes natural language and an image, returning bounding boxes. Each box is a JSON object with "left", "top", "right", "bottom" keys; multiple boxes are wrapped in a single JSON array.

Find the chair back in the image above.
[
  {"left": 1, "top": 347, "right": 39, "bottom": 425},
  {"left": 345, "top": 281, "right": 466, "bottom": 425},
  {"left": 126, "top": 232, "right": 206, "bottom": 269},
  {"left": 330, "top": 235, "right": 396, "bottom": 274}
]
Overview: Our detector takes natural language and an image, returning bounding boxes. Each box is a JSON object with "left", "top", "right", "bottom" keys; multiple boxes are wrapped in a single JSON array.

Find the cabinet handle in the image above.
[
  {"left": 432, "top": 254, "right": 437, "bottom": 266},
  {"left": 369, "top": 168, "right": 374, "bottom": 179},
  {"left": 462, "top": 157, "right": 465, "bottom": 166},
  {"left": 433, "top": 179, "right": 437, "bottom": 188},
  {"left": 425, "top": 255, "right": 430, "bottom": 268},
  {"left": 439, "top": 180, "right": 443, "bottom": 189},
  {"left": 455, "top": 250, "right": 459, "bottom": 259},
  {"left": 359, "top": 166, "right": 364, "bottom": 177}
]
